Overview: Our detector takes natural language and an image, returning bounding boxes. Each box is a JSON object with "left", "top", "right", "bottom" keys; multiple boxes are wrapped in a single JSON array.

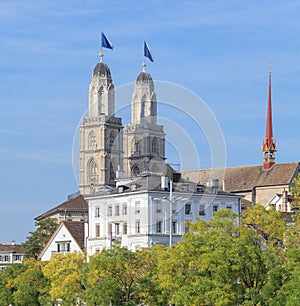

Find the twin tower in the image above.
[{"left": 79, "top": 57, "right": 166, "bottom": 195}]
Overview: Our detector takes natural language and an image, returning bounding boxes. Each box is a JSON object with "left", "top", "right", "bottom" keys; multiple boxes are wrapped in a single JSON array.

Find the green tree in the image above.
[
  {"left": 81, "top": 242, "right": 150, "bottom": 305},
  {"left": 12, "top": 258, "right": 50, "bottom": 306},
  {"left": 0, "top": 263, "right": 26, "bottom": 305},
  {"left": 43, "top": 252, "right": 86, "bottom": 306},
  {"left": 22, "top": 218, "right": 58, "bottom": 259}
]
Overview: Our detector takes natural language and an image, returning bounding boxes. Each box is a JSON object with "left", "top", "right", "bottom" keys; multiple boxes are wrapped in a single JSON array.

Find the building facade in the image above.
[
  {"left": 0, "top": 242, "right": 24, "bottom": 270},
  {"left": 86, "top": 175, "right": 242, "bottom": 253}
]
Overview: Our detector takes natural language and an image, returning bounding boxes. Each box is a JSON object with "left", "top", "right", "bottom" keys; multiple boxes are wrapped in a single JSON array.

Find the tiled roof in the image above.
[
  {"left": 181, "top": 162, "right": 299, "bottom": 193},
  {"left": 63, "top": 221, "right": 85, "bottom": 250},
  {"left": 35, "top": 195, "right": 88, "bottom": 221},
  {"left": 0, "top": 244, "right": 23, "bottom": 253}
]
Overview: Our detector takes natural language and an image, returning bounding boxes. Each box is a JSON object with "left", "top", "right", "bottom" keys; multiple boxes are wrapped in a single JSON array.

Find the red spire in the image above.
[{"left": 262, "top": 69, "right": 277, "bottom": 170}]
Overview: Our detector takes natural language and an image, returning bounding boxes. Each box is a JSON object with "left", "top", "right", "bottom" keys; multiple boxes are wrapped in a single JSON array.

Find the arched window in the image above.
[
  {"left": 110, "top": 160, "right": 116, "bottom": 181},
  {"left": 131, "top": 164, "right": 140, "bottom": 176},
  {"left": 89, "top": 131, "right": 96, "bottom": 149},
  {"left": 152, "top": 137, "right": 159, "bottom": 156},
  {"left": 134, "top": 141, "right": 140, "bottom": 155},
  {"left": 109, "top": 131, "right": 116, "bottom": 150},
  {"left": 88, "top": 158, "right": 98, "bottom": 180}
]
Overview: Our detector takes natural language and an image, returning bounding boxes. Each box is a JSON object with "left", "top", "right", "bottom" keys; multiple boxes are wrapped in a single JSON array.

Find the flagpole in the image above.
[
  {"left": 142, "top": 40, "right": 146, "bottom": 72},
  {"left": 100, "top": 30, "right": 104, "bottom": 62}
]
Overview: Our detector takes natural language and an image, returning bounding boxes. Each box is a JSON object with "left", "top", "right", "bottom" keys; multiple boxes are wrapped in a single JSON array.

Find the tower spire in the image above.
[{"left": 262, "top": 65, "right": 277, "bottom": 170}]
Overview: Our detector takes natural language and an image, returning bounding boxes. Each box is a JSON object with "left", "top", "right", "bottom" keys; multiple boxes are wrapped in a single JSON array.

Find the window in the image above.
[
  {"left": 226, "top": 206, "right": 232, "bottom": 211},
  {"left": 172, "top": 221, "right": 177, "bottom": 234},
  {"left": 152, "top": 137, "right": 159, "bottom": 155},
  {"left": 88, "top": 158, "right": 98, "bottom": 180},
  {"left": 115, "top": 205, "right": 120, "bottom": 216},
  {"left": 115, "top": 223, "right": 120, "bottom": 235},
  {"left": 185, "top": 203, "right": 191, "bottom": 215},
  {"left": 213, "top": 205, "right": 218, "bottom": 214},
  {"left": 95, "top": 224, "right": 100, "bottom": 237},
  {"left": 156, "top": 202, "right": 162, "bottom": 213},
  {"left": 156, "top": 221, "right": 162, "bottom": 233},
  {"left": 109, "top": 131, "right": 116, "bottom": 149},
  {"left": 123, "top": 223, "right": 128, "bottom": 235},
  {"left": 95, "top": 207, "right": 100, "bottom": 218},
  {"left": 136, "top": 220, "right": 140, "bottom": 234},
  {"left": 4, "top": 255, "right": 9, "bottom": 262},
  {"left": 89, "top": 132, "right": 96, "bottom": 149},
  {"left": 122, "top": 203, "right": 127, "bottom": 215},
  {"left": 199, "top": 204, "right": 206, "bottom": 216},
  {"left": 13, "top": 255, "right": 22, "bottom": 262},
  {"left": 107, "top": 206, "right": 112, "bottom": 217},
  {"left": 132, "top": 164, "right": 140, "bottom": 176},
  {"left": 135, "top": 201, "right": 141, "bottom": 214},
  {"left": 57, "top": 242, "right": 70, "bottom": 253},
  {"left": 172, "top": 202, "right": 177, "bottom": 214},
  {"left": 108, "top": 223, "right": 112, "bottom": 235},
  {"left": 182, "top": 185, "right": 189, "bottom": 191},
  {"left": 0, "top": 256, "right": 2, "bottom": 262}
]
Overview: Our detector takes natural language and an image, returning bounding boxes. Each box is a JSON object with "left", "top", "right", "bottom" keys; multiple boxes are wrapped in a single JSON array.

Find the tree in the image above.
[
  {"left": 22, "top": 218, "right": 58, "bottom": 259},
  {"left": 12, "top": 258, "right": 50, "bottom": 305},
  {"left": 0, "top": 263, "right": 26, "bottom": 305},
  {"left": 81, "top": 242, "right": 150, "bottom": 305},
  {"left": 42, "top": 252, "right": 86, "bottom": 306}
]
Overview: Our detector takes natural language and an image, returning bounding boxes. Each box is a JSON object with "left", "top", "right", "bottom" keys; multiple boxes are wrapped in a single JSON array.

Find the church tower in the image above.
[
  {"left": 123, "top": 64, "right": 166, "bottom": 176},
  {"left": 262, "top": 69, "right": 277, "bottom": 170},
  {"left": 79, "top": 54, "right": 123, "bottom": 194}
]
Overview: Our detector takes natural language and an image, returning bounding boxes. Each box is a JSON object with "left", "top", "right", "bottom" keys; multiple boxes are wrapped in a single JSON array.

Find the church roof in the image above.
[
  {"left": 180, "top": 162, "right": 300, "bottom": 193},
  {"left": 35, "top": 195, "right": 88, "bottom": 221},
  {"left": 136, "top": 71, "right": 153, "bottom": 83},
  {"left": 93, "top": 61, "right": 112, "bottom": 78}
]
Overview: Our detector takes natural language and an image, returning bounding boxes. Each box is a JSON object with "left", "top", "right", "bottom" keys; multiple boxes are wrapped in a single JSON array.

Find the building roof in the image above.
[
  {"left": 38, "top": 221, "right": 85, "bottom": 260},
  {"left": 180, "top": 162, "right": 299, "bottom": 193},
  {"left": 0, "top": 243, "right": 23, "bottom": 253},
  {"left": 93, "top": 61, "right": 112, "bottom": 79},
  {"left": 63, "top": 221, "right": 85, "bottom": 250},
  {"left": 35, "top": 195, "right": 88, "bottom": 221}
]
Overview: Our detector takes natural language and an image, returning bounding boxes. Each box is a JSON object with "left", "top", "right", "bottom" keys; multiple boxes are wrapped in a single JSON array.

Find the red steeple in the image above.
[{"left": 262, "top": 69, "right": 277, "bottom": 170}]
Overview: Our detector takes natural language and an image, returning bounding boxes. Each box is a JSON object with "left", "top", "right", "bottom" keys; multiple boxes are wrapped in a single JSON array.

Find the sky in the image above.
[{"left": 1, "top": 0, "right": 300, "bottom": 243}]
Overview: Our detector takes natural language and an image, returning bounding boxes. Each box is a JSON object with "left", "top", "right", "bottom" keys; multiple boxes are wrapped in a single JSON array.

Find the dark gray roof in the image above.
[
  {"left": 136, "top": 71, "right": 153, "bottom": 83},
  {"left": 0, "top": 244, "right": 23, "bottom": 253},
  {"left": 93, "top": 61, "right": 112, "bottom": 78}
]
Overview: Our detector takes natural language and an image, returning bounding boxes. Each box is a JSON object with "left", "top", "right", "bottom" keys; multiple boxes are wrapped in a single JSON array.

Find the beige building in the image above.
[
  {"left": 181, "top": 162, "right": 300, "bottom": 207},
  {"left": 79, "top": 60, "right": 123, "bottom": 194}
]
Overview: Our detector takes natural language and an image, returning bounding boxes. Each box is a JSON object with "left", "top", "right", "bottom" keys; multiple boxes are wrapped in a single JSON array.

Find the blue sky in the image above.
[{"left": 1, "top": 0, "right": 300, "bottom": 242}]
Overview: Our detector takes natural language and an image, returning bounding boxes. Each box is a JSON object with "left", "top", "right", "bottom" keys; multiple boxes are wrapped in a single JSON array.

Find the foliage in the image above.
[
  {"left": 1, "top": 205, "right": 300, "bottom": 305},
  {"left": 81, "top": 242, "right": 151, "bottom": 305},
  {"left": 42, "top": 252, "right": 86, "bottom": 306},
  {"left": 0, "top": 263, "right": 26, "bottom": 305},
  {"left": 22, "top": 218, "right": 58, "bottom": 259},
  {"left": 291, "top": 173, "right": 300, "bottom": 209},
  {"left": 12, "top": 258, "right": 50, "bottom": 305}
]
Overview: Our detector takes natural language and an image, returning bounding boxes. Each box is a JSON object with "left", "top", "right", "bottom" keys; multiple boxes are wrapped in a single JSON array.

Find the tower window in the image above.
[
  {"left": 89, "top": 132, "right": 96, "bottom": 149},
  {"left": 109, "top": 131, "right": 116, "bottom": 150},
  {"left": 132, "top": 164, "right": 140, "bottom": 176},
  {"left": 88, "top": 158, "right": 98, "bottom": 180},
  {"left": 152, "top": 137, "right": 159, "bottom": 156}
]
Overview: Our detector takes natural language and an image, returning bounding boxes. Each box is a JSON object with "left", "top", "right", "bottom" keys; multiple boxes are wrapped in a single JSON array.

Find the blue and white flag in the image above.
[
  {"left": 101, "top": 32, "right": 113, "bottom": 50},
  {"left": 144, "top": 41, "right": 154, "bottom": 62}
]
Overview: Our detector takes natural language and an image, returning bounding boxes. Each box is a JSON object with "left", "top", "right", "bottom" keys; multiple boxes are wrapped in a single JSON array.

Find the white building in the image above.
[
  {"left": 86, "top": 175, "right": 242, "bottom": 254},
  {"left": 0, "top": 242, "right": 24, "bottom": 270},
  {"left": 38, "top": 221, "right": 86, "bottom": 261}
]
